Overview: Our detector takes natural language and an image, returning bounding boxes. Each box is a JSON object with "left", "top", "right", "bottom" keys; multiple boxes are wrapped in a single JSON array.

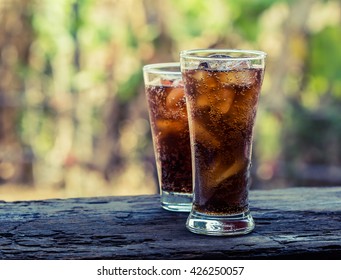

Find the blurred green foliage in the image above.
[{"left": 0, "top": 0, "right": 341, "bottom": 200}]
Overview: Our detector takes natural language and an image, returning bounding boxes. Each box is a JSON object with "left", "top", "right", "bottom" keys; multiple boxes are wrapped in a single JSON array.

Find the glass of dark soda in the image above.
[
  {"left": 143, "top": 63, "right": 192, "bottom": 212},
  {"left": 181, "top": 50, "right": 266, "bottom": 235}
]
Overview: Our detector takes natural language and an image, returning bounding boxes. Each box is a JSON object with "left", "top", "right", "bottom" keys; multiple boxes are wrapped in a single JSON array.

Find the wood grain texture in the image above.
[{"left": 0, "top": 187, "right": 340, "bottom": 260}]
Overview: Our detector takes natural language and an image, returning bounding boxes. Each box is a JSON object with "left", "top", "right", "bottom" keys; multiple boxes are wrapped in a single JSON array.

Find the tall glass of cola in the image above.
[
  {"left": 143, "top": 63, "right": 192, "bottom": 212},
  {"left": 181, "top": 50, "right": 266, "bottom": 235}
]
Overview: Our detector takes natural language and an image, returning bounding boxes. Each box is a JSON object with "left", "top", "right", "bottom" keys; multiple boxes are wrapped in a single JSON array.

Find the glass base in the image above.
[
  {"left": 186, "top": 209, "right": 255, "bottom": 236},
  {"left": 161, "top": 191, "right": 192, "bottom": 212}
]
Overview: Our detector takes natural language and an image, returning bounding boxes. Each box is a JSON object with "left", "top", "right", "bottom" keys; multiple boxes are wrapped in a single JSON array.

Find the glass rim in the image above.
[
  {"left": 143, "top": 62, "right": 181, "bottom": 75},
  {"left": 180, "top": 49, "right": 267, "bottom": 61}
]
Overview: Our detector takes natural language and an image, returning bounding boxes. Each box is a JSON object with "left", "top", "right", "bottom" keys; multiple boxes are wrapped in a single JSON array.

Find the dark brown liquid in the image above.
[
  {"left": 146, "top": 82, "right": 192, "bottom": 193},
  {"left": 182, "top": 68, "right": 264, "bottom": 214}
]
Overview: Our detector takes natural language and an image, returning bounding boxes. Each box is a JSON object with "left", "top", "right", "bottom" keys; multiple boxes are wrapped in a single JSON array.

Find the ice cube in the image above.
[
  {"left": 173, "top": 79, "right": 184, "bottom": 87},
  {"left": 198, "top": 62, "right": 210, "bottom": 69},
  {"left": 197, "top": 55, "right": 232, "bottom": 71},
  {"left": 208, "top": 158, "right": 246, "bottom": 187},
  {"left": 230, "top": 60, "right": 252, "bottom": 70},
  {"left": 206, "top": 74, "right": 218, "bottom": 88},
  {"left": 236, "top": 69, "right": 256, "bottom": 85},
  {"left": 218, "top": 69, "right": 256, "bottom": 86},
  {"left": 209, "top": 59, "right": 251, "bottom": 71},
  {"left": 160, "top": 78, "right": 173, "bottom": 86},
  {"left": 166, "top": 87, "right": 185, "bottom": 110},
  {"left": 214, "top": 87, "right": 236, "bottom": 114},
  {"left": 192, "top": 120, "right": 220, "bottom": 148},
  {"left": 149, "top": 77, "right": 162, "bottom": 86},
  {"left": 192, "top": 70, "right": 207, "bottom": 81},
  {"left": 192, "top": 70, "right": 218, "bottom": 89},
  {"left": 196, "top": 94, "right": 210, "bottom": 108},
  {"left": 156, "top": 119, "right": 185, "bottom": 136}
]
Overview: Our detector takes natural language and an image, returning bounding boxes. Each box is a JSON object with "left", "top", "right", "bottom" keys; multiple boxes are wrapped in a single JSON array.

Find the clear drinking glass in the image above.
[
  {"left": 143, "top": 63, "right": 192, "bottom": 212},
  {"left": 180, "top": 49, "right": 266, "bottom": 235}
]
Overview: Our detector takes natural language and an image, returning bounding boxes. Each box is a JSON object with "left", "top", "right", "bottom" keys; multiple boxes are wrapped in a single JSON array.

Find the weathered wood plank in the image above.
[{"left": 0, "top": 187, "right": 340, "bottom": 259}]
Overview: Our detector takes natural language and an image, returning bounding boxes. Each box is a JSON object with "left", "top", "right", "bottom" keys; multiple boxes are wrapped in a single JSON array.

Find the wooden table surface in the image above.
[{"left": 0, "top": 187, "right": 340, "bottom": 260}]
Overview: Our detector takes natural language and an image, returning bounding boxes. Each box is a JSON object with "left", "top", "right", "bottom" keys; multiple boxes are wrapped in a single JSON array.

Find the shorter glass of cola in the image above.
[
  {"left": 181, "top": 50, "right": 266, "bottom": 235},
  {"left": 143, "top": 63, "right": 192, "bottom": 212}
]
